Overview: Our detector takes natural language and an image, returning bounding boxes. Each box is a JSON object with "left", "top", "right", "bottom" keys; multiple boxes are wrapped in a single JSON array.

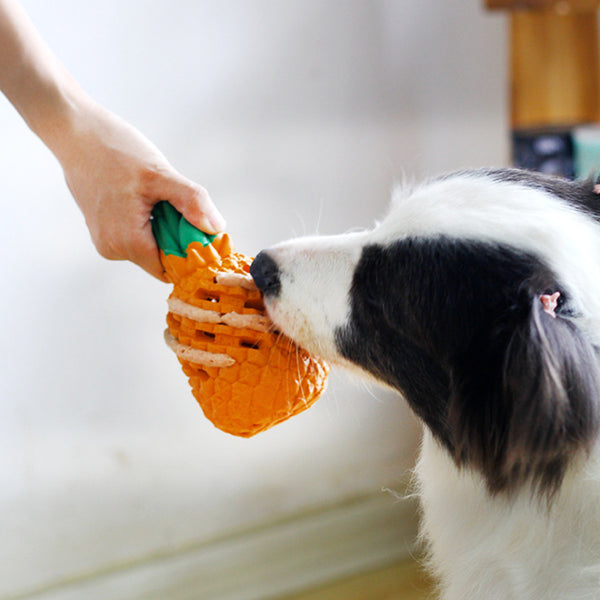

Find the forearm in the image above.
[
  {"left": 0, "top": 0, "right": 86, "bottom": 159},
  {"left": 0, "top": 0, "right": 224, "bottom": 279}
]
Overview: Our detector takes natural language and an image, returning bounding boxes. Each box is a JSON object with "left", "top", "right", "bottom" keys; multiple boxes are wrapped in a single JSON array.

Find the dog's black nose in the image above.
[{"left": 250, "top": 251, "right": 281, "bottom": 297}]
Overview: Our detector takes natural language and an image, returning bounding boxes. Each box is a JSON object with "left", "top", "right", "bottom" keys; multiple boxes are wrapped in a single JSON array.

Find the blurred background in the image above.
[{"left": 0, "top": 1, "right": 511, "bottom": 599}]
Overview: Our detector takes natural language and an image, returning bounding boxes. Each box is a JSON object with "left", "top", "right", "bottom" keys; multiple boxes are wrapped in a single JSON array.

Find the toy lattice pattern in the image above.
[{"left": 161, "top": 233, "right": 329, "bottom": 437}]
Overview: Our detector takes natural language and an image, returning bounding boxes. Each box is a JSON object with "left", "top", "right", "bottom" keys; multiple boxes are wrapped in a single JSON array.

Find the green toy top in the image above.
[{"left": 151, "top": 201, "right": 216, "bottom": 257}]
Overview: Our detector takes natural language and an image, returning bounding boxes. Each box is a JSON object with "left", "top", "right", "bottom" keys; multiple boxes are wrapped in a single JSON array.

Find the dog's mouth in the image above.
[
  {"left": 249, "top": 252, "right": 308, "bottom": 347},
  {"left": 249, "top": 245, "right": 355, "bottom": 363},
  {"left": 254, "top": 280, "right": 334, "bottom": 361},
  {"left": 261, "top": 296, "right": 315, "bottom": 352}
]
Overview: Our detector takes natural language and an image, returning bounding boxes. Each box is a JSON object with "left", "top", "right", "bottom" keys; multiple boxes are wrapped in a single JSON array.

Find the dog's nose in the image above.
[{"left": 250, "top": 251, "right": 281, "bottom": 297}]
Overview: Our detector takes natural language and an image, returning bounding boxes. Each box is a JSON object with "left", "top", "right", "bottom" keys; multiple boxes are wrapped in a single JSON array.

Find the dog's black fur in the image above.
[
  {"left": 335, "top": 234, "right": 600, "bottom": 496},
  {"left": 251, "top": 168, "right": 600, "bottom": 597},
  {"left": 252, "top": 169, "right": 600, "bottom": 498}
]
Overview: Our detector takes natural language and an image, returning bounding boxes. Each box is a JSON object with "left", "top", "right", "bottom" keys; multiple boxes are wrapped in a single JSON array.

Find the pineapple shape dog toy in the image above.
[{"left": 152, "top": 202, "right": 329, "bottom": 437}]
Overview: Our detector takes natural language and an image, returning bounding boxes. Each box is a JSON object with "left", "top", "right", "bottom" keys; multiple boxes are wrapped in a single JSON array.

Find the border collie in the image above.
[{"left": 250, "top": 168, "right": 600, "bottom": 600}]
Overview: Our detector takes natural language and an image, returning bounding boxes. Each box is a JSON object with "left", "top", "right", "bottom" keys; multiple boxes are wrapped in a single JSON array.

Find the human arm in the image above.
[{"left": 0, "top": 0, "right": 225, "bottom": 280}]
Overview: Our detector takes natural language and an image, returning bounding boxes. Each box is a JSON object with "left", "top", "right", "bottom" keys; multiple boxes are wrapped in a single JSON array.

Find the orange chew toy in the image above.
[{"left": 152, "top": 202, "right": 329, "bottom": 437}]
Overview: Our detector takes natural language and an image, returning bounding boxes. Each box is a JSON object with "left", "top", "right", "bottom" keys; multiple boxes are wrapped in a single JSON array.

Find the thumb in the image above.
[{"left": 151, "top": 171, "right": 226, "bottom": 234}]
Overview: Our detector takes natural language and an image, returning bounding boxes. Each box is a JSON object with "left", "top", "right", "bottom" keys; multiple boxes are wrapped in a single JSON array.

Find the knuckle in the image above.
[
  {"left": 139, "top": 166, "right": 161, "bottom": 188},
  {"left": 194, "top": 184, "right": 209, "bottom": 200},
  {"left": 144, "top": 163, "right": 163, "bottom": 178},
  {"left": 93, "top": 233, "right": 123, "bottom": 261},
  {"left": 138, "top": 161, "right": 171, "bottom": 189}
]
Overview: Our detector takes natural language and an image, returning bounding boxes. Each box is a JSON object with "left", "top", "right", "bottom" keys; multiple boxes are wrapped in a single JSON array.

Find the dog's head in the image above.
[{"left": 251, "top": 169, "right": 600, "bottom": 497}]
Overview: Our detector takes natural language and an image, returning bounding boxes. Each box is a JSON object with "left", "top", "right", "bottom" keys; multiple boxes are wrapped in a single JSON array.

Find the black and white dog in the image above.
[{"left": 250, "top": 168, "right": 600, "bottom": 600}]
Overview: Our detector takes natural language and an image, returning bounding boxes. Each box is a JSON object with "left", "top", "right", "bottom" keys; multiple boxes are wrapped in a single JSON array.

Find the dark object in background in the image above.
[
  {"left": 484, "top": 3, "right": 600, "bottom": 182},
  {"left": 512, "top": 128, "right": 574, "bottom": 179}
]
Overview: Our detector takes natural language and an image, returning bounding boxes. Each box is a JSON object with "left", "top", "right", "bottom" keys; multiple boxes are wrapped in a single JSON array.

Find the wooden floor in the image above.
[{"left": 276, "top": 558, "right": 434, "bottom": 600}]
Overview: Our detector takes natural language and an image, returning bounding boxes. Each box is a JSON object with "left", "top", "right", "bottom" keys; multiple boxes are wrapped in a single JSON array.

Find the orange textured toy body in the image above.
[{"left": 152, "top": 202, "right": 329, "bottom": 437}]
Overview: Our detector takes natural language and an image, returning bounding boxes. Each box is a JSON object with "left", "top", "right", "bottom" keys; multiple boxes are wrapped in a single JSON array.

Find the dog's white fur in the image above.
[
  {"left": 418, "top": 431, "right": 600, "bottom": 599},
  {"left": 259, "top": 172, "right": 600, "bottom": 599}
]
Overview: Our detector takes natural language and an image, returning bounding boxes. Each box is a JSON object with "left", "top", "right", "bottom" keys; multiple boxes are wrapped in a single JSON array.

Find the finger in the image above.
[
  {"left": 129, "top": 228, "right": 169, "bottom": 282},
  {"left": 151, "top": 172, "right": 226, "bottom": 234}
]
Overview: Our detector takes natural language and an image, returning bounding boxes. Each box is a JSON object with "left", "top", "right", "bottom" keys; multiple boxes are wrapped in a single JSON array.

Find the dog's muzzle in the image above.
[{"left": 250, "top": 251, "right": 281, "bottom": 297}]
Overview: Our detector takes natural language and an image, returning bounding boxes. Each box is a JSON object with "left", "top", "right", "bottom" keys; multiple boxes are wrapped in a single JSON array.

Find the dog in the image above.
[{"left": 250, "top": 168, "right": 600, "bottom": 599}]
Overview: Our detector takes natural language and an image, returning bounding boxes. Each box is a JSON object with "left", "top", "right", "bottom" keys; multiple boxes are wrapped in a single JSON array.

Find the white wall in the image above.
[{"left": 0, "top": 1, "right": 508, "bottom": 597}]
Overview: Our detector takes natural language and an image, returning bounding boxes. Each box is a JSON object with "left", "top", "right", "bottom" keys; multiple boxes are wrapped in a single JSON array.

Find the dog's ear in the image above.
[
  {"left": 498, "top": 296, "right": 600, "bottom": 496},
  {"left": 449, "top": 291, "right": 600, "bottom": 498}
]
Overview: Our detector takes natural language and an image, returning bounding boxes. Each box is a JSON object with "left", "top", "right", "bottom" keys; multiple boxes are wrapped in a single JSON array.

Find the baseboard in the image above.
[{"left": 12, "top": 491, "right": 418, "bottom": 600}]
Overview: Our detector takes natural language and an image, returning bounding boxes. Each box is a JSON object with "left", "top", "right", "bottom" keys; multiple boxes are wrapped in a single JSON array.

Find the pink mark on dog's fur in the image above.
[{"left": 540, "top": 291, "right": 561, "bottom": 318}]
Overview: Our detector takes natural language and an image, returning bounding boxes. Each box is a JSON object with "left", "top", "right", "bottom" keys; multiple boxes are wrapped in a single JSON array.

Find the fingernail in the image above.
[{"left": 210, "top": 212, "right": 227, "bottom": 232}]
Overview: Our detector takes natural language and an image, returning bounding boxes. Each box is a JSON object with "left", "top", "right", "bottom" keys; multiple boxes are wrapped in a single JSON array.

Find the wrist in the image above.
[
  {"left": 0, "top": 0, "right": 90, "bottom": 163},
  {"left": 26, "top": 74, "right": 90, "bottom": 162}
]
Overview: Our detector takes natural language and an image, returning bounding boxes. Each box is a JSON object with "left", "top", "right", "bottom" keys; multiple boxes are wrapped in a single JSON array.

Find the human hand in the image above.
[
  {"left": 56, "top": 101, "right": 226, "bottom": 281},
  {"left": 0, "top": 0, "right": 224, "bottom": 280}
]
